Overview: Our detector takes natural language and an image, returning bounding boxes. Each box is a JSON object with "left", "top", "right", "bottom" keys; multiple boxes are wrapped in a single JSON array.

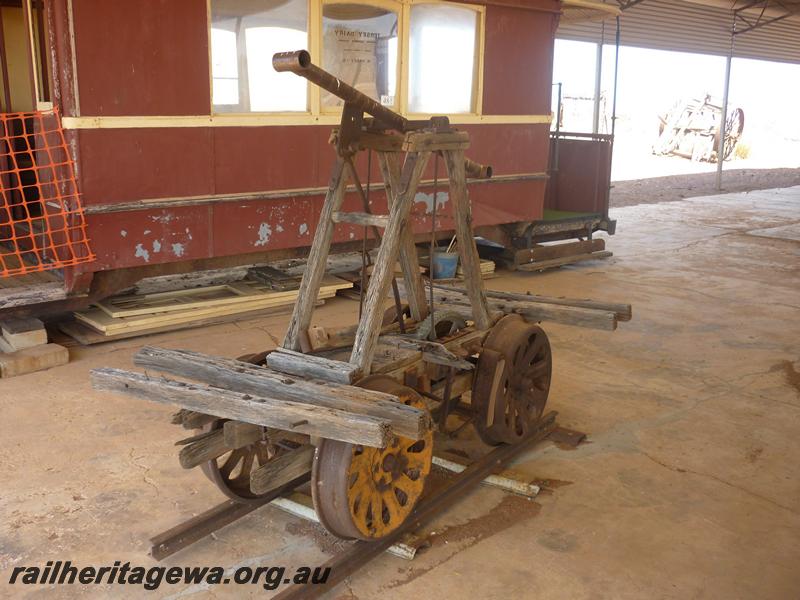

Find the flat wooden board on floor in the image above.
[
  {"left": 74, "top": 277, "right": 351, "bottom": 335},
  {"left": 58, "top": 302, "right": 308, "bottom": 345},
  {"left": 95, "top": 276, "right": 350, "bottom": 318}
]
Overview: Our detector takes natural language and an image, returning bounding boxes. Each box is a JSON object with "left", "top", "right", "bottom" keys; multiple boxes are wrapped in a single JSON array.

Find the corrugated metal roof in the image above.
[
  {"left": 557, "top": 0, "right": 800, "bottom": 64},
  {"left": 561, "top": 0, "right": 621, "bottom": 23}
]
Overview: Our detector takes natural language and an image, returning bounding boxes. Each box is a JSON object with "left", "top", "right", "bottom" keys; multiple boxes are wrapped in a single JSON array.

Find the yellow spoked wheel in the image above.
[{"left": 312, "top": 375, "right": 433, "bottom": 540}]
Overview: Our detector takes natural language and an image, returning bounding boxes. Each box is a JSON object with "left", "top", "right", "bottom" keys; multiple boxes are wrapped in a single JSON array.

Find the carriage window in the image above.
[
  {"left": 321, "top": 3, "right": 398, "bottom": 109},
  {"left": 408, "top": 4, "right": 479, "bottom": 114},
  {"left": 211, "top": 0, "right": 308, "bottom": 113}
]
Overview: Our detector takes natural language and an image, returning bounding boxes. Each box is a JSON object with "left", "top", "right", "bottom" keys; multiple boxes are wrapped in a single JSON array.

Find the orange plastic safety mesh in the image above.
[{"left": 0, "top": 109, "right": 94, "bottom": 278}]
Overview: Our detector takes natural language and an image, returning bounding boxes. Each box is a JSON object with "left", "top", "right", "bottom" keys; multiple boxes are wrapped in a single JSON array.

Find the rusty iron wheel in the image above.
[
  {"left": 472, "top": 314, "right": 552, "bottom": 445},
  {"left": 312, "top": 375, "right": 433, "bottom": 540},
  {"left": 199, "top": 420, "right": 282, "bottom": 504}
]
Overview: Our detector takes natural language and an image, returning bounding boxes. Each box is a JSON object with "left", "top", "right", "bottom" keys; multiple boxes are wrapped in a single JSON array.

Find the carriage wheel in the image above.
[
  {"left": 723, "top": 108, "right": 745, "bottom": 160},
  {"left": 199, "top": 420, "right": 282, "bottom": 503},
  {"left": 312, "top": 375, "right": 433, "bottom": 540},
  {"left": 472, "top": 315, "right": 552, "bottom": 445}
]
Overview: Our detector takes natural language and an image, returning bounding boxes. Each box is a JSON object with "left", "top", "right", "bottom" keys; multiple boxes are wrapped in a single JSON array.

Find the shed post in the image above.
[
  {"left": 715, "top": 54, "right": 732, "bottom": 191},
  {"left": 592, "top": 42, "right": 603, "bottom": 134}
]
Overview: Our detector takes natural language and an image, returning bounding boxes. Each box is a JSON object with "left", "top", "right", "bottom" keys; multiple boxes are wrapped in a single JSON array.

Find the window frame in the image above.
[
  {"left": 208, "top": 0, "right": 315, "bottom": 115},
  {"left": 318, "top": 0, "right": 404, "bottom": 115},
  {"left": 403, "top": 0, "right": 485, "bottom": 117},
  {"left": 206, "top": 0, "right": 485, "bottom": 118},
  {"left": 25, "top": 0, "right": 54, "bottom": 111}
]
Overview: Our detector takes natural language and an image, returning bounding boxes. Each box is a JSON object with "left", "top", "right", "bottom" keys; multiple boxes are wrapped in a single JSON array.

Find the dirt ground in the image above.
[
  {"left": 611, "top": 167, "right": 800, "bottom": 207},
  {"left": 1, "top": 187, "right": 799, "bottom": 599}
]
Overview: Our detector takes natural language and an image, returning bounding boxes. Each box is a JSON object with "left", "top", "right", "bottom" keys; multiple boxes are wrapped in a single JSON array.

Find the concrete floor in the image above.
[{"left": 1, "top": 187, "right": 799, "bottom": 599}]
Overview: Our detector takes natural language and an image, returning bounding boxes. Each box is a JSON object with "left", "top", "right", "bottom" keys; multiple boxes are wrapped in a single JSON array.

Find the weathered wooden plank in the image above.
[
  {"left": 377, "top": 151, "right": 428, "bottom": 323},
  {"left": 173, "top": 409, "right": 218, "bottom": 430},
  {"left": 76, "top": 287, "right": 341, "bottom": 335},
  {"left": 91, "top": 368, "right": 392, "bottom": 447},
  {"left": 442, "top": 149, "right": 492, "bottom": 330},
  {"left": 353, "top": 130, "right": 404, "bottom": 152},
  {"left": 436, "top": 284, "right": 632, "bottom": 322},
  {"left": 223, "top": 421, "right": 263, "bottom": 449},
  {"left": 133, "top": 347, "right": 429, "bottom": 440},
  {"left": 403, "top": 131, "right": 470, "bottom": 152},
  {"left": 266, "top": 347, "right": 361, "bottom": 385},
  {"left": 0, "top": 343, "right": 69, "bottom": 378},
  {"left": 515, "top": 251, "right": 613, "bottom": 272},
  {"left": 381, "top": 335, "right": 474, "bottom": 371},
  {"left": 0, "top": 282, "right": 69, "bottom": 310},
  {"left": 306, "top": 320, "right": 403, "bottom": 352},
  {"left": 430, "top": 290, "right": 617, "bottom": 331},
  {"left": 249, "top": 445, "right": 314, "bottom": 495},
  {"left": 94, "top": 276, "right": 349, "bottom": 319},
  {"left": 283, "top": 158, "right": 350, "bottom": 351},
  {"left": 351, "top": 151, "right": 432, "bottom": 374},
  {"left": 511, "top": 239, "right": 605, "bottom": 266},
  {"left": 59, "top": 303, "right": 302, "bottom": 345},
  {"left": 179, "top": 429, "right": 229, "bottom": 469},
  {"left": 0, "top": 317, "right": 47, "bottom": 351}
]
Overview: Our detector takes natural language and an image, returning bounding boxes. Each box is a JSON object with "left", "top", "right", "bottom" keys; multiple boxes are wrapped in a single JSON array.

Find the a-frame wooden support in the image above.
[{"left": 283, "top": 130, "right": 491, "bottom": 375}]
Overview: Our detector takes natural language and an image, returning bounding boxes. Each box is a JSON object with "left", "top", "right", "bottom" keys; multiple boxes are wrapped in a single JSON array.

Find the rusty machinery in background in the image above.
[
  {"left": 653, "top": 95, "right": 745, "bottom": 162},
  {"left": 91, "top": 51, "right": 631, "bottom": 579}
]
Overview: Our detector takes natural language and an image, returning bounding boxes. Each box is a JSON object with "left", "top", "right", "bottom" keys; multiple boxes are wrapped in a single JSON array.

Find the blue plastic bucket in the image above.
[{"left": 431, "top": 251, "right": 459, "bottom": 279}]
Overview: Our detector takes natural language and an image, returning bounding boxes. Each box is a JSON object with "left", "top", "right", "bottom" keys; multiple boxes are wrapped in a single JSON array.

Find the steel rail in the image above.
[
  {"left": 273, "top": 411, "right": 558, "bottom": 600},
  {"left": 149, "top": 473, "right": 310, "bottom": 561}
]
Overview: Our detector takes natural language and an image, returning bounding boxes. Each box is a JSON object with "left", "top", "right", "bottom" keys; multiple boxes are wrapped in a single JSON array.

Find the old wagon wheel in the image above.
[
  {"left": 312, "top": 375, "right": 433, "bottom": 540},
  {"left": 471, "top": 314, "right": 552, "bottom": 445},
  {"left": 722, "top": 108, "right": 745, "bottom": 160},
  {"left": 198, "top": 420, "right": 282, "bottom": 503}
]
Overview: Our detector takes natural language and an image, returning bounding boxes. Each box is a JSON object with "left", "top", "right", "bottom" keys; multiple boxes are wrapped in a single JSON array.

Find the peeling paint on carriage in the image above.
[
  {"left": 134, "top": 244, "right": 150, "bottom": 263},
  {"left": 255, "top": 223, "right": 273, "bottom": 247},
  {"left": 151, "top": 214, "right": 177, "bottom": 225},
  {"left": 414, "top": 191, "right": 450, "bottom": 214}
]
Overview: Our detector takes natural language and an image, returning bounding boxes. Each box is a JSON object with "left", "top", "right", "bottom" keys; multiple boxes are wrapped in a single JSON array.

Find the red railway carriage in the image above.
[{"left": 1, "top": 0, "right": 569, "bottom": 303}]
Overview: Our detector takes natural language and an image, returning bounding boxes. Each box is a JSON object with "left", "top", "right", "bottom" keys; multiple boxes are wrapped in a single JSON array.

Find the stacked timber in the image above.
[
  {"left": 457, "top": 258, "right": 495, "bottom": 279},
  {"left": 67, "top": 276, "right": 352, "bottom": 341},
  {"left": 0, "top": 317, "right": 69, "bottom": 378}
]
